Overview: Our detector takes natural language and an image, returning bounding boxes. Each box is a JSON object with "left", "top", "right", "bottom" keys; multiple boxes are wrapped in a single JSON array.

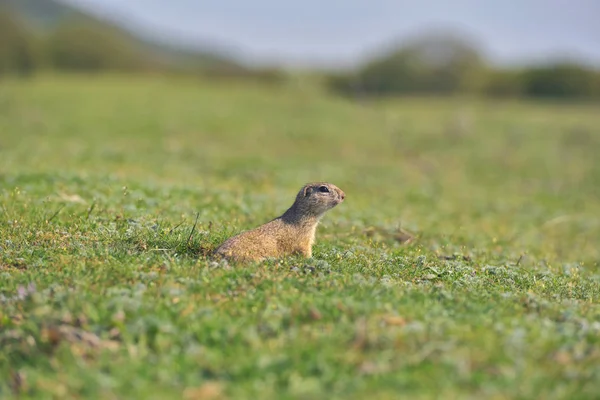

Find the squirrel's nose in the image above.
[{"left": 340, "top": 191, "right": 345, "bottom": 201}]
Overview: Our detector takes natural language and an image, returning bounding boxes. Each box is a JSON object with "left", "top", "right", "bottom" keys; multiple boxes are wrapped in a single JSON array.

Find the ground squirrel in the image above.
[{"left": 214, "top": 182, "right": 345, "bottom": 263}]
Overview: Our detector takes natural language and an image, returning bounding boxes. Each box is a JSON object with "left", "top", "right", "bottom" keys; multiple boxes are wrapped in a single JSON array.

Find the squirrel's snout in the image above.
[{"left": 339, "top": 191, "right": 345, "bottom": 201}]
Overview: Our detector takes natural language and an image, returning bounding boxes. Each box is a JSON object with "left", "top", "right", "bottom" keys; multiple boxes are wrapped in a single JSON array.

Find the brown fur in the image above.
[{"left": 214, "top": 182, "right": 345, "bottom": 263}]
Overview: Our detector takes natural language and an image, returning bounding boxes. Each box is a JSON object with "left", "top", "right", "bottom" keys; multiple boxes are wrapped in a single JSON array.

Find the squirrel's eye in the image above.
[{"left": 318, "top": 186, "right": 329, "bottom": 193}]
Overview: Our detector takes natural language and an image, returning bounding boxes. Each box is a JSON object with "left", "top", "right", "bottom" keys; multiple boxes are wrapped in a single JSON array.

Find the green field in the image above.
[{"left": 1, "top": 75, "right": 599, "bottom": 399}]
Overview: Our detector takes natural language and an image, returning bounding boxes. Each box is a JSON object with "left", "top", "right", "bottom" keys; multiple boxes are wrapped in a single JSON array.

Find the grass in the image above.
[{"left": 1, "top": 74, "right": 599, "bottom": 399}]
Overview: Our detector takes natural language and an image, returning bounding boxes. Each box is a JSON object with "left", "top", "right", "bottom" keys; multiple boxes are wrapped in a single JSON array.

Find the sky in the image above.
[{"left": 63, "top": 0, "right": 600, "bottom": 68}]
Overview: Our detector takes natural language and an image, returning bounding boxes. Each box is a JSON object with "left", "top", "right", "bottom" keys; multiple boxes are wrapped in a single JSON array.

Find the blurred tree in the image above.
[
  {"left": 45, "top": 20, "right": 146, "bottom": 72},
  {"left": 329, "top": 32, "right": 486, "bottom": 96},
  {"left": 520, "top": 63, "right": 600, "bottom": 99},
  {"left": 0, "top": 11, "right": 40, "bottom": 77}
]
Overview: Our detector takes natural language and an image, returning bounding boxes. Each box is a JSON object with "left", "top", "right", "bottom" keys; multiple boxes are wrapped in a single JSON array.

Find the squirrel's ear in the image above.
[{"left": 303, "top": 186, "right": 312, "bottom": 197}]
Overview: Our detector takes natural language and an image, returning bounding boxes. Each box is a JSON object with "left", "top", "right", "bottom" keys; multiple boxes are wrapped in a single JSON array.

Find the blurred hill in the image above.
[
  {"left": 0, "top": 0, "right": 87, "bottom": 28},
  {"left": 1, "top": 0, "right": 85, "bottom": 27},
  {"left": 1, "top": 0, "right": 598, "bottom": 100},
  {"left": 0, "top": 0, "right": 261, "bottom": 75}
]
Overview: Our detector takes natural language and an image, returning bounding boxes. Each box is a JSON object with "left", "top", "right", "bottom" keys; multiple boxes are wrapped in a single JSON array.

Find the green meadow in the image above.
[{"left": 1, "top": 75, "right": 599, "bottom": 399}]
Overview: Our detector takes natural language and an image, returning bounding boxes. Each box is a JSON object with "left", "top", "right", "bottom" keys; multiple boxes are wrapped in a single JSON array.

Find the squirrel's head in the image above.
[{"left": 294, "top": 182, "right": 345, "bottom": 217}]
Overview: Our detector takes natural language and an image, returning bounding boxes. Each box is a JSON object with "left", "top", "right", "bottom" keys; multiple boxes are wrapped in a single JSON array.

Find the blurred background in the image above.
[
  {"left": 1, "top": 0, "right": 599, "bottom": 99},
  {"left": 2, "top": 0, "right": 600, "bottom": 263},
  {"left": 3, "top": 3, "right": 600, "bottom": 397}
]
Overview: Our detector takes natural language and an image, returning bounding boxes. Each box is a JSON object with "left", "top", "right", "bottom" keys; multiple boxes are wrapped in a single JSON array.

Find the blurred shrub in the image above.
[
  {"left": 482, "top": 64, "right": 600, "bottom": 99},
  {"left": 482, "top": 70, "right": 524, "bottom": 98},
  {"left": 0, "top": 11, "right": 41, "bottom": 77},
  {"left": 202, "top": 65, "right": 287, "bottom": 85},
  {"left": 519, "top": 63, "right": 600, "bottom": 99}
]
